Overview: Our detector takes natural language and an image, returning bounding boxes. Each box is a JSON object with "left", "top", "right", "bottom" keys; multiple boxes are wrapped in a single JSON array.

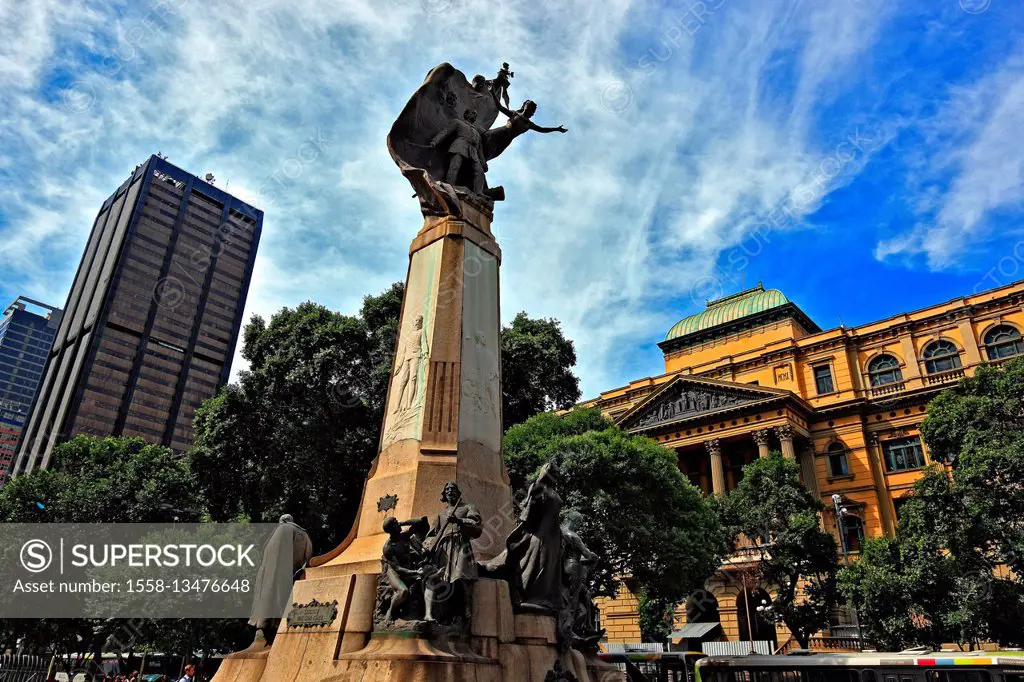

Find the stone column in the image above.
[
  {"left": 775, "top": 424, "right": 796, "bottom": 460},
  {"left": 706, "top": 439, "right": 725, "bottom": 496},
  {"left": 752, "top": 429, "right": 771, "bottom": 459},
  {"left": 866, "top": 433, "right": 896, "bottom": 536}
]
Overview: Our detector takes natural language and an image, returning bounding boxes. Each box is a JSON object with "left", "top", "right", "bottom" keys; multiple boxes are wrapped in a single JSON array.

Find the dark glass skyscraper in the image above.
[
  {"left": 12, "top": 155, "right": 262, "bottom": 475},
  {"left": 0, "top": 298, "right": 61, "bottom": 480}
]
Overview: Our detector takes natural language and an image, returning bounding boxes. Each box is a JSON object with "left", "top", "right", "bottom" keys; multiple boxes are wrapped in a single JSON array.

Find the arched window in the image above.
[
  {"left": 984, "top": 325, "right": 1024, "bottom": 361},
  {"left": 922, "top": 339, "right": 962, "bottom": 374},
  {"left": 839, "top": 515, "right": 865, "bottom": 554},
  {"left": 827, "top": 441, "right": 849, "bottom": 477},
  {"left": 685, "top": 589, "right": 720, "bottom": 624},
  {"left": 868, "top": 354, "right": 903, "bottom": 387}
]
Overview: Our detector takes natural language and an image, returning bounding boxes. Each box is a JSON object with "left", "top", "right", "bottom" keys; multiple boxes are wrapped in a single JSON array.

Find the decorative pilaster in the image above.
[
  {"left": 957, "top": 318, "right": 983, "bottom": 365},
  {"left": 706, "top": 439, "right": 725, "bottom": 496},
  {"left": 775, "top": 424, "right": 795, "bottom": 460},
  {"left": 752, "top": 429, "right": 771, "bottom": 459},
  {"left": 866, "top": 433, "right": 896, "bottom": 536},
  {"left": 799, "top": 445, "right": 820, "bottom": 498}
]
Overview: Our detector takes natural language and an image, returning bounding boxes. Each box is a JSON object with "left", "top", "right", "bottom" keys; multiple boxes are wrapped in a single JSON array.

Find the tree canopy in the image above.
[
  {"left": 0, "top": 436, "right": 226, "bottom": 671},
  {"left": 188, "top": 286, "right": 403, "bottom": 546},
  {"left": 500, "top": 312, "right": 581, "bottom": 431},
  {"left": 504, "top": 408, "right": 724, "bottom": 604},
  {"left": 839, "top": 358, "right": 1024, "bottom": 650},
  {"left": 0, "top": 435, "right": 201, "bottom": 523},
  {"left": 718, "top": 453, "right": 840, "bottom": 649}
]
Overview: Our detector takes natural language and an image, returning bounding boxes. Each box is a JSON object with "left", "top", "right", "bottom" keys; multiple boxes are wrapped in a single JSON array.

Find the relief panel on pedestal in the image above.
[
  {"left": 381, "top": 240, "right": 442, "bottom": 450},
  {"left": 458, "top": 240, "right": 502, "bottom": 453}
]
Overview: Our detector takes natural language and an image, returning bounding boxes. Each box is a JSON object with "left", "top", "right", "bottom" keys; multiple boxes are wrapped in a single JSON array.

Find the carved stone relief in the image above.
[
  {"left": 631, "top": 381, "right": 759, "bottom": 429},
  {"left": 382, "top": 241, "right": 441, "bottom": 449}
]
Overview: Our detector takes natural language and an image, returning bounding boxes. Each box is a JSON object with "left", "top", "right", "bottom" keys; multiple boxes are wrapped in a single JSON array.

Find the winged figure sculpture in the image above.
[{"left": 387, "top": 62, "right": 566, "bottom": 217}]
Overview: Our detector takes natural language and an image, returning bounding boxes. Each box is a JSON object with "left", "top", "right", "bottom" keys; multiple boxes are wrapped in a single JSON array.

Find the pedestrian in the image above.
[{"left": 177, "top": 664, "right": 196, "bottom": 682}]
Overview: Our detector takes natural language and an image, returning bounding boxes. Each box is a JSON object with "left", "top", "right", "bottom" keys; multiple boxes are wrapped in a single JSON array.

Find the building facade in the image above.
[
  {"left": 0, "top": 298, "right": 62, "bottom": 480},
  {"left": 584, "top": 280, "right": 1024, "bottom": 647},
  {"left": 11, "top": 155, "right": 262, "bottom": 475}
]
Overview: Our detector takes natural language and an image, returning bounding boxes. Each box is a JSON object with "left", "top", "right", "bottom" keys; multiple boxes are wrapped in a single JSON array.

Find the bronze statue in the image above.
[
  {"left": 423, "top": 481, "right": 483, "bottom": 622},
  {"left": 377, "top": 516, "right": 430, "bottom": 624},
  {"left": 249, "top": 514, "right": 313, "bottom": 646},
  {"left": 373, "top": 483, "right": 483, "bottom": 629},
  {"left": 489, "top": 62, "right": 514, "bottom": 108},
  {"left": 430, "top": 109, "right": 488, "bottom": 195},
  {"left": 483, "top": 462, "right": 564, "bottom": 613},
  {"left": 387, "top": 62, "right": 567, "bottom": 217},
  {"left": 560, "top": 511, "right": 604, "bottom": 650}
]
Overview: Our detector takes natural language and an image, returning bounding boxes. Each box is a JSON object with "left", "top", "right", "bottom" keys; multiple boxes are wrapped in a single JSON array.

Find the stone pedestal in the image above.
[
  {"left": 215, "top": 578, "right": 620, "bottom": 682},
  {"left": 309, "top": 211, "right": 514, "bottom": 578}
]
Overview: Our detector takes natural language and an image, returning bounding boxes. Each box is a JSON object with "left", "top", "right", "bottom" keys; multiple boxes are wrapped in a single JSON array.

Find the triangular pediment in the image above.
[{"left": 617, "top": 376, "right": 790, "bottom": 432}]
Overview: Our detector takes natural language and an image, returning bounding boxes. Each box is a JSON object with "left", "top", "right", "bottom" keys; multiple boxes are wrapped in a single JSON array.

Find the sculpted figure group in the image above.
[
  {"left": 637, "top": 387, "right": 746, "bottom": 427},
  {"left": 388, "top": 61, "right": 567, "bottom": 217},
  {"left": 374, "top": 466, "right": 604, "bottom": 651},
  {"left": 375, "top": 481, "right": 482, "bottom": 629}
]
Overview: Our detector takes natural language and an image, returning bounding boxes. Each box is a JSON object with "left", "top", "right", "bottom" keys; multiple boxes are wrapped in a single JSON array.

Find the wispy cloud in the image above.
[
  {"left": 0, "top": 0, "right": 1016, "bottom": 397},
  {"left": 876, "top": 50, "right": 1024, "bottom": 269}
]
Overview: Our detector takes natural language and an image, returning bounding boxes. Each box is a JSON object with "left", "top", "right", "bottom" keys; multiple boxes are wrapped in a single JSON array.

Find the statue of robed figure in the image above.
[
  {"left": 387, "top": 62, "right": 567, "bottom": 217},
  {"left": 481, "top": 462, "right": 564, "bottom": 613},
  {"left": 248, "top": 514, "right": 313, "bottom": 647}
]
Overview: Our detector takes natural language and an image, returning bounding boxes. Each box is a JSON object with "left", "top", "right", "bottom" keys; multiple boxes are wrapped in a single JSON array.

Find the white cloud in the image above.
[
  {"left": 1, "top": 0, "right": 898, "bottom": 396},
  {"left": 876, "top": 51, "right": 1024, "bottom": 269}
]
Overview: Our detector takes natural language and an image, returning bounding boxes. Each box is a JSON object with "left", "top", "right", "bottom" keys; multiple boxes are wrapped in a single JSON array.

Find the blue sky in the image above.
[{"left": 1, "top": 0, "right": 1023, "bottom": 398}]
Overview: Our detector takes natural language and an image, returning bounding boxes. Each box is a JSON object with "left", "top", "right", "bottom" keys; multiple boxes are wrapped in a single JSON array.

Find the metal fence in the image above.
[
  {"left": 604, "top": 642, "right": 666, "bottom": 654},
  {"left": 0, "top": 654, "right": 52, "bottom": 682},
  {"left": 702, "top": 641, "right": 773, "bottom": 656}
]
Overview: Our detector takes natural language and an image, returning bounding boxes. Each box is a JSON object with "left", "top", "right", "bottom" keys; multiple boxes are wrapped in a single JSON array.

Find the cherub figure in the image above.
[{"left": 489, "top": 62, "right": 514, "bottom": 108}]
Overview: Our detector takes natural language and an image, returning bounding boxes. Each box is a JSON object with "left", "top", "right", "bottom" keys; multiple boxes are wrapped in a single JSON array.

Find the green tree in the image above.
[
  {"left": 0, "top": 436, "right": 213, "bottom": 669},
  {"left": 839, "top": 358, "right": 1024, "bottom": 650},
  {"left": 0, "top": 435, "right": 201, "bottom": 523},
  {"left": 188, "top": 289, "right": 400, "bottom": 547},
  {"left": 719, "top": 453, "right": 840, "bottom": 649},
  {"left": 503, "top": 408, "right": 724, "bottom": 605},
  {"left": 836, "top": 537, "right": 928, "bottom": 650},
  {"left": 638, "top": 589, "right": 677, "bottom": 644},
  {"left": 920, "top": 358, "right": 1024, "bottom": 577},
  {"left": 501, "top": 312, "right": 581, "bottom": 430},
  {"left": 502, "top": 406, "right": 612, "bottom": 493}
]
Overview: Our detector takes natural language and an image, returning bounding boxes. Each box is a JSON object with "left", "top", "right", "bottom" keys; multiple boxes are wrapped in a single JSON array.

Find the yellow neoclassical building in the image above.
[{"left": 583, "top": 279, "right": 1024, "bottom": 649}]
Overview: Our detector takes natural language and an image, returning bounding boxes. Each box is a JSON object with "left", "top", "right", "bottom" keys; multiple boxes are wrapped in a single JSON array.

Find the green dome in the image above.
[{"left": 666, "top": 284, "right": 789, "bottom": 341}]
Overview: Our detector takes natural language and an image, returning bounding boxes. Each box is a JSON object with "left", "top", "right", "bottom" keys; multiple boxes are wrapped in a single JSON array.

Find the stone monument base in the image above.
[{"left": 211, "top": 576, "right": 622, "bottom": 682}]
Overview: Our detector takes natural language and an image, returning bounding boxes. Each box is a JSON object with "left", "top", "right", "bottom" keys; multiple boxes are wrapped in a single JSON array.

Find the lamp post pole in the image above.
[{"left": 832, "top": 494, "right": 865, "bottom": 651}]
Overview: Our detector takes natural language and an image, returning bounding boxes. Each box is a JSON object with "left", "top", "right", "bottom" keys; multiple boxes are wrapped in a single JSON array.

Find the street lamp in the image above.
[{"left": 832, "top": 494, "right": 865, "bottom": 651}]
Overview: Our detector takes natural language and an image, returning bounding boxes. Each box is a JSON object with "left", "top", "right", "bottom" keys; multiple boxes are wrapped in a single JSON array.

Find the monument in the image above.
[{"left": 212, "top": 63, "right": 619, "bottom": 682}]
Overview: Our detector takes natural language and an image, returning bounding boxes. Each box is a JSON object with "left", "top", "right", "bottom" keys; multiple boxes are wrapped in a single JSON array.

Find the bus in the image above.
[
  {"left": 597, "top": 651, "right": 707, "bottom": 681},
  {"left": 694, "top": 651, "right": 1024, "bottom": 682}
]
